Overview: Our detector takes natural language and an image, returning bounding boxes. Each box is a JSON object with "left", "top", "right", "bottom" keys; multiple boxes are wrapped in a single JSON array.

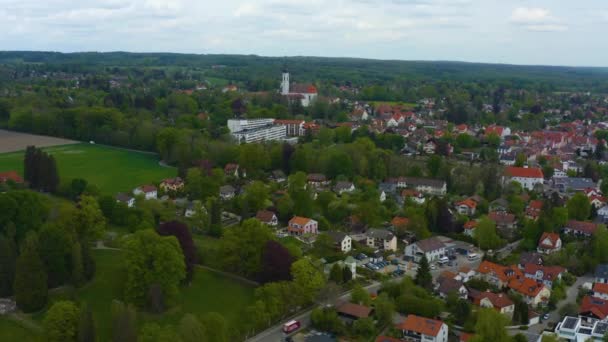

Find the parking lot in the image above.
[{"left": 429, "top": 253, "right": 483, "bottom": 280}]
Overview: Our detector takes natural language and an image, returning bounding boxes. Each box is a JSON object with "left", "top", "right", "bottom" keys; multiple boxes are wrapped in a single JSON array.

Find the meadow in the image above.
[{"left": 0, "top": 143, "right": 176, "bottom": 194}]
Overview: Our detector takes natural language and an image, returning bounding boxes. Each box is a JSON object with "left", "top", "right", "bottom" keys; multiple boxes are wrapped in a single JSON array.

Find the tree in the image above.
[
  {"left": 353, "top": 317, "right": 375, "bottom": 337},
  {"left": 179, "top": 314, "right": 207, "bottom": 342},
  {"left": 342, "top": 265, "right": 352, "bottom": 282},
  {"left": 593, "top": 225, "right": 608, "bottom": 264},
  {"left": 111, "top": 300, "right": 137, "bottom": 342},
  {"left": 351, "top": 283, "right": 372, "bottom": 306},
  {"left": 38, "top": 224, "right": 73, "bottom": 288},
  {"left": 241, "top": 181, "right": 270, "bottom": 213},
  {"left": 77, "top": 304, "right": 96, "bottom": 342},
  {"left": 311, "top": 308, "right": 345, "bottom": 335},
  {"left": 200, "top": 312, "right": 229, "bottom": 342},
  {"left": 312, "top": 233, "right": 336, "bottom": 257},
  {"left": 44, "top": 300, "right": 80, "bottom": 342},
  {"left": 259, "top": 240, "right": 294, "bottom": 283},
  {"left": 329, "top": 263, "right": 343, "bottom": 284},
  {"left": 469, "top": 308, "right": 510, "bottom": 342},
  {"left": 291, "top": 258, "right": 326, "bottom": 305},
  {"left": 157, "top": 221, "right": 197, "bottom": 283},
  {"left": 220, "top": 219, "right": 274, "bottom": 277},
  {"left": 14, "top": 232, "right": 48, "bottom": 312},
  {"left": 415, "top": 255, "right": 432, "bottom": 290},
  {"left": 567, "top": 192, "right": 591, "bottom": 221},
  {"left": 123, "top": 230, "right": 186, "bottom": 308},
  {"left": 474, "top": 216, "right": 503, "bottom": 250},
  {"left": 72, "top": 241, "right": 85, "bottom": 287},
  {"left": 0, "top": 235, "right": 16, "bottom": 296},
  {"left": 74, "top": 195, "right": 106, "bottom": 243},
  {"left": 374, "top": 293, "right": 395, "bottom": 326}
]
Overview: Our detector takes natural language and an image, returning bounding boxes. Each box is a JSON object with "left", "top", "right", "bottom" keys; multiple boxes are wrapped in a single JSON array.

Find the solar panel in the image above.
[
  {"left": 593, "top": 322, "right": 608, "bottom": 335},
  {"left": 579, "top": 328, "right": 592, "bottom": 335},
  {"left": 562, "top": 317, "right": 579, "bottom": 330}
]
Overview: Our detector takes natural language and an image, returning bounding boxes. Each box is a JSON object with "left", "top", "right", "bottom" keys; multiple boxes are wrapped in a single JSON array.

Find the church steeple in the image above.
[{"left": 281, "top": 68, "right": 290, "bottom": 95}]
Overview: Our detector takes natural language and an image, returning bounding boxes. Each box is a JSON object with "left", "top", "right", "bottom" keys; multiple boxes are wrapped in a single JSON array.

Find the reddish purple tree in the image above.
[
  {"left": 157, "top": 221, "right": 197, "bottom": 283},
  {"left": 259, "top": 240, "right": 294, "bottom": 283}
]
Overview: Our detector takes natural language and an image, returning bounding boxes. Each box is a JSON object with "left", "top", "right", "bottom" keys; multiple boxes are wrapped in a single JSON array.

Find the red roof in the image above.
[
  {"left": 477, "top": 260, "right": 523, "bottom": 283},
  {"left": 485, "top": 125, "right": 504, "bottom": 137},
  {"left": 523, "top": 264, "right": 565, "bottom": 282},
  {"left": 538, "top": 232, "right": 561, "bottom": 250},
  {"left": 0, "top": 171, "right": 23, "bottom": 183},
  {"left": 456, "top": 198, "right": 477, "bottom": 209},
  {"left": 460, "top": 333, "right": 475, "bottom": 342},
  {"left": 464, "top": 221, "right": 477, "bottom": 230},
  {"left": 566, "top": 220, "right": 598, "bottom": 235},
  {"left": 508, "top": 277, "right": 545, "bottom": 298},
  {"left": 504, "top": 166, "right": 544, "bottom": 179},
  {"left": 391, "top": 216, "right": 410, "bottom": 227},
  {"left": 580, "top": 296, "right": 608, "bottom": 319},
  {"left": 289, "top": 216, "right": 313, "bottom": 226},
  {"left": 471, "top": 291, "right": 514, "bottom": 309},
  {"left": 594, "top": 283, "right": 608, "bottom": 295},
  {"left": 397, "top": 315, "right": 444, "bottom": 337},
  {"left": 528, "top": 200, "right": 544, "bottom": 211}
]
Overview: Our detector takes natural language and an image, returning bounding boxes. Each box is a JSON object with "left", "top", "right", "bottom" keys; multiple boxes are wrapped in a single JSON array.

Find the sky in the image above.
[{"left": 0, "top": 0, "right": 607, "bottom": 67}]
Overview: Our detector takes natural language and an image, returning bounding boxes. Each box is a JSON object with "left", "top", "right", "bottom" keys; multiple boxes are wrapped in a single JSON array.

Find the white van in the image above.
[
  {"left": 438, "top": 256, "right": 449, "bottom": 265},
  {"left": 467, "top": 253, "right": 479, "bottom": 261}
]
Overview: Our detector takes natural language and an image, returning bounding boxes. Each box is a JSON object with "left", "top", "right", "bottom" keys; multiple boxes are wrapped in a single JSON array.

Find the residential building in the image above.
[
  {"left": 404, "top": 237, "right": 446, "bottom": 262},
  {"left": 469, "top": 289, "right": 515, "bottom": 320},
  {"left": 563, "top": 220, "right": 598, "bottom": 237},
  {"left": 228, "top": 119, "right": 287, "bottom": 144},
  {"left": 327, "top": 231, "right": 352, "bottom": 253},
  {"left": 396, "top": 315, "right": 448, "bottom": 342},
  {"left": 402, "top": 189, "right": 426, "bottom": 204},
  {"left": 594, "top": 283, "right": 608, "bottom": 300},
  {"left": 334, "top": 181, "right": 355, "bottom": 195},
  {"left": 0, "top": 171, "right": 23, "bottom": 184},
  {"left": 552, "top": 177, "right": 597, "bottom": 193},
  {"left": 255, "top": 210, "right": 278, "bottom": 227},
  {"left": 336, "top": 302, "right": 373, "bottom": 323},
  {"left": 595, "top": 264, "right": 608, "bottom": 284},
  {"left": 508, "top": 277, "right": 550, "bottom": 305},
  {"left": 274, "top": 119, "right": 305, "bottom": 136},
  {"left": 271, "top": 170, "right": 287, "bottom": 183},
  {"left": 436, "top": 277, "right": 468, "bottom": 299},
  {"left": 307, "top": 173, "right": 329, "bottom": 188},
  {"left": 159, "top": 177, "right": 184, "bottom": 192},
  {"left": 525, "top": 200, "right": 544, "bottom": 220},
  {"left": 455, "top": 198, "right": 477, "bottom": 216},
  {"left": 366, "top": 229, "right": 397, "bottom": 251},
  {"left": 554, "top": 316, "right": 608, "bottom": 341},
  {"left": 488, "top": 211, "right": 517, "bottom": 237},
  {"left": 224, "top": 163, "right": 240, "bottom": 177},
  {"left": 522, "top": 264, "right": 566, "bottom": 288},
  {"left": 537, "top": 232, "right": 562, "bottom": 254},
  {"left": 463, "top": 221, "right": 477, "bottom": 237},
  {"left": 503, "top": 166, "right": 544, "bottom": 191},
  {"left": 219, "top": 185, "right": 236, "bottom": 200},
  {"left": 598, "top": 205, "right": 608, "bottom": 223},
  {"left": 133, "top": 185, "right": 157, "bottom": 200},
  {"left": 115, "top": 193, "right": 135, "bottom": 208},
  {"left": 476, "top": 260, "right": 523, "bottom": 288},
  {"left": 580, "top": 295, "right": 608, "bottom": 321},
  {"left": 288, "top": 216, "right": 318, "bottom": 236}
]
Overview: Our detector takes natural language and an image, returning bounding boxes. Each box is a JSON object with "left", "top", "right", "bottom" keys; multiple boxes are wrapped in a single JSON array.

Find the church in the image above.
[{"left": 280, "top": 70, "right": 318, "bottom": 107}]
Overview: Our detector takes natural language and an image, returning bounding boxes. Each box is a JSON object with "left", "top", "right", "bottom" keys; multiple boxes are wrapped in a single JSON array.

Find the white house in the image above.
[
  {"left": 288, "top": 216, "right": 318, "bottom": 235},
  {"left": 404, "top": 237, "right": 446, "bottom": 262},
  {"left": 537, "top": 232, "right": 562, "bottom": 254},
  {"left": 397, "top": 315, "right": 448, "bottom": 342},
  {"left": 366, "top": 229, "right": 397, "bottom": 251},
  {"left": 503, "top": 166, "right": 544, "bottom": 191},
  {"left": 133, "top": 185, "right": 157, "bottom": 200},
  {"left": 115, "top": 193, "right": 135, "bottom": 208},
  {"left": 255, "top": 210, "right": 279, "bottom": 227},
  {"left": 327, "top": 232, "right": 352, "bottom": 253},
  {"left": 599, "top": 205, "right": 608, "bottom": 223}
]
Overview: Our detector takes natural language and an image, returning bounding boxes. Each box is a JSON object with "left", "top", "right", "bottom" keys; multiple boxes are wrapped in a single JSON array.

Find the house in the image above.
[
  {"left": 334, "top": 181, "right": 355, "bottom": 195},
  {"left": 553, "top": 177, "right": 597, "bottom": 193},
  {"left": 224, "top": 163, "right": 240, "bottom": 177},
  {"left": 579, "top": 296, "right": 608, "bottom": 321},
  {"left": 327, "top": 231, "right": 352, "bottom": 253},
  {"left": 463, "top": 221, "right": 477, "bottom": 237},
  {"left": 537, "top": 232, "right": 562, "bottom": 254},
  {"left": 184, "top": 201, "right": 204, "bottom": 218},
  {"left": 436, "top": 277, "right": 468, "bottom": 299},
  {"left": 595, "top": 264, "right": 608, "bottom": 284},
  {"left": 307, "top": 173, "right": 329, "bottom": 188},
  {"left": 503, "top": 166, "right": 544, "bottom": 191},
  {"left": 563, "top": 220, "right": 598, "bottom": 237},
  {"left": 274, "top": 119, "right": 305, "bottom": 136},
  {"left": 457, "top": 267, "right": 477, "bottom": 283},
  {"left": 255, "top": 210, "right": 278, "bottom": 227},
  {"left": 404, "top": 237, "right": 446, "bottom": 262},
  {"left": 525, "top": 200, "right": 544, "bottom": 220},
  {"left": 391, "top": 216, "right": 410, "bottom": 229},
  {"left": 336, "top": 302, "right": 373, "bottom": 323},
  {"left": 485, "top": 124, "right": 511, "bottom": 138},
  {"left": 133, "top": 185, "right": 157, "bottom": 200},
  {"left": 469, "top": 289, "right": 515, "bottom": 319},
  {"left": 366, "top": 229, "right": 397, "bottom": 251},
  {"left": 115, "top": 193, "right": 135, "bottom": 208},
  {"left": 489, "top": 198, "right": 509, "bottom": 212},
  {"left": 519, "top": 252, "right": 544, "bottom": 268},
  {"left": 476, "top": 260, "right": 523, "bottom": 288},
  {"left": 459, "top": 333, "right": 474, "bottom": 342},
  {"left": 508, "top": 277, "right": 550, "bottom": 305},
  {"left": 271, "top": 170, "right": 287, "bottom": 183},
  {"left": 402, "top": 189, "right": 426, "bottom": 204},
  {"left": 455, "top": 198, "right": 477, "bottom": 216},
  {"left": 598, "top": 205, "right": 608, "bottom": 223},
  {"left": 522, "top": 264, "right": 566, "bottom": 288},
  {"left": 0, "top": 171, "right": 23, "bottom": 184},
  {"left": 396, "top": 315, "right": 448, "bottom": 342},
  {"left": 159, "top": 177, "right": 184, "bottom": 192},
  {"left": 219, "top": 185, "right": 236, "bottom": 200},
  {"left": 555, "top": 316, "right": 608, "bottom": 341},
  {"left": 404, "top": 177, "right": 447, "bottom": 196},
  {"left": 593, "top": 283, "right": 608, "bottom": 300},
  {"left": 488, "top": 211, "right": 517, "bottom": 236},
  {"left": 288, "top": 216, "right": 319, "bottom": 236}
]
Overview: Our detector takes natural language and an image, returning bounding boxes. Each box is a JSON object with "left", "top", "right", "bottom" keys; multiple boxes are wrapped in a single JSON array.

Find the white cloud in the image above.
[{"left": 509, "top": 6, "right": 567, "bottom": 32}]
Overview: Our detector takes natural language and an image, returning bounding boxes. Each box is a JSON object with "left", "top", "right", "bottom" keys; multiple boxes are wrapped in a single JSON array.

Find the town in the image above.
[{"left": 1, "top": 50, "right": 608, "bottom": 342}]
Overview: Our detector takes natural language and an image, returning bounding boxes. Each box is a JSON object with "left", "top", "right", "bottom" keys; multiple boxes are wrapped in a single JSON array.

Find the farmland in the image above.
[
  {"left": 0, "top": 129, "right": 77, "bottom": 153},
  {"left": 0, "top": 143, "right": 176, "bottom": 194}
]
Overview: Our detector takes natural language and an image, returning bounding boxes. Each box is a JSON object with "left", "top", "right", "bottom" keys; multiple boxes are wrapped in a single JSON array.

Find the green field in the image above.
[
  {"left": 28, "top": 249, "right": 255, "bottom": 341},
  {"left": 0, "top": 143, "right": 176, "bottom": 194},
  {"left": 0, "top": 317, "right": 41, "bottom": 341}
]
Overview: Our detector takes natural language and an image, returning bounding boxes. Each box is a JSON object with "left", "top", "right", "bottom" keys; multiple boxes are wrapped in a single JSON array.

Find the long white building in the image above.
[{"left": 227, "top": 119, "right": 286, "bottom": 144}]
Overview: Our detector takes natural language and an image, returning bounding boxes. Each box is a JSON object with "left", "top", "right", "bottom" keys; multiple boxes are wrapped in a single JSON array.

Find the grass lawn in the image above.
[
  {"left": 0, "top": 143, "right": 176, "bottom": 194},
  {"left": 36, "top": 248, "right": 255, "bottom": 341},
  {"left": 0, "top": 317, "right": 41, "bottom": 341}
]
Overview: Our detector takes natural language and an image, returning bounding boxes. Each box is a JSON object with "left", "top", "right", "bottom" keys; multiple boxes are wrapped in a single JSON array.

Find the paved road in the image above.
[{"left": 246, "top": 282, "right": 382, "bottom": 342}]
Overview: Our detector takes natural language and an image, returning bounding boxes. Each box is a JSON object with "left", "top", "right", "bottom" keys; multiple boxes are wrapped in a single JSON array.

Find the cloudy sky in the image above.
[{"left": 0, "top": 0, "right": 607, "bottom": 66}]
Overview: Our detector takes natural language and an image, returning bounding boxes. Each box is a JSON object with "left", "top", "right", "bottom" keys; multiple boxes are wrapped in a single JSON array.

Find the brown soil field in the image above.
[{"left": 0, "top": 129, "right": 77, "bottom": 153}]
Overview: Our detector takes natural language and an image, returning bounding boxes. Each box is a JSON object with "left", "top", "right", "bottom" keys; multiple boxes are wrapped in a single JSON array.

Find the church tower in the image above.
[{"left": 281, "top": 69, "right": 290, "bottom": 95}]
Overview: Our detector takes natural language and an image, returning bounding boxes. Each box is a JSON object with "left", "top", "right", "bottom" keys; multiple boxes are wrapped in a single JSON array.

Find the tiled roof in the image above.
[
  {"left": 523, "top": 264, "right": 565, "bottom": 282},
  {"left": 471, "top": 290, "right": 514, "bottom": 309},
  {"left": 580, "top": 296, "right": 608, "bottom": 319},
  {"left": 594, "top": 283, "right": 608, "bottom": 295},
  {"left": 538, "top": 232, "right": 561, "bottom": 249},
  {"left": 456, "top": 198, "right": 477, "bottom": 209},
  {"left": 255, "top": 210, "right": 276, "bottom": 223},
  {"left": 0, "top": 171, "right": 23, "bottom": 183},
  {"left": 477, "top": 260, "right": 522, "bottom": 283},
  {"left": 464, "top": 221, "right": 477, "bottom": 230},
  {"left": 289, "top": 216, "right": 313, "bottom": 226},
  {"left": 504, "top": 166, "right": 544, "bottom": 179},
  {"left": 336, "top": 302, "right": 372, "bottom": 319},
  {"left": 397, "top": 314, "right": 444, "bottom": 337},
  {"left": 488, "top": 211, "right": 516, "bottom": 225},
  {"left": 566, "top": 220, "right": 598, "bottom": 234},
  {"left": 391, "top": 216, "right": 410, "bottom": 227},
  {"left": 508, "top": 277, "right": 545, "bottom": 298}
]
